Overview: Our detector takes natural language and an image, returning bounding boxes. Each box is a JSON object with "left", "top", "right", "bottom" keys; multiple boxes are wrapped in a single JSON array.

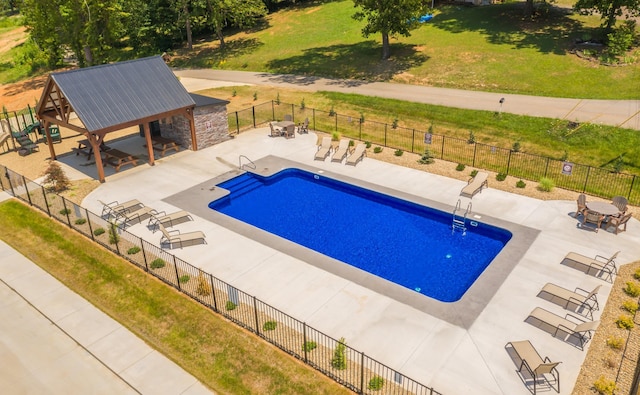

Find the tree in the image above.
[
  {"left": 352, "top": 0, "right": 429, "bottom": 60},
  {"left": 574, "top": 0, "right": 640, "bottom": 31},
  {"left": 205, "top": 0, "right": 267, "bottom": 49}
]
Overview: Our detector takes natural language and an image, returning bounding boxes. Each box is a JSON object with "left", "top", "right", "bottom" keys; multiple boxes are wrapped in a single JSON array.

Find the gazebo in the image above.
[{"left": 36, "top": 56, "right": 197, "bottom": 182}]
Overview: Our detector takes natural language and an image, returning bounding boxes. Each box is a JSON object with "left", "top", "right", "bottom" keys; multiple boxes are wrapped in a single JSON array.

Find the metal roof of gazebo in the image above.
[{"left": 36, "top": 56, "right": 197, "bottom": 182}]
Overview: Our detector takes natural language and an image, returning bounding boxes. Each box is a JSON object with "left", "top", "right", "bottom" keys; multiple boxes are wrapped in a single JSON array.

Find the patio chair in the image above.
[
  {"left": 314, "top": 137, "right": 332, "bottom": 160},
  {"left": 269, "top": 123, "right": 282, "bottom": 137},
  {"left": 612, "top": 196, "right": 628, "bottom": 214},
  {"left": 345, "top": 142, "right": 366, "bottom": 166},
  {"left": 460, "top": 171, "right": 488, "bottom": 198},
  {"left": 580, "top": 210, "right": 604, "bottom": 232},
  {"left": 283, "top": 114, "right": 293, "bottom": 122},
  {"left": 561, "top": 250, "right": 619, "bottom": 282},
  {"left": 297, "top": 117, "right": 309, "bottom": 134},
  {"left": 284, "top": 124, "right": 296, "bottom": 139},
  {"left": 526, "top": 307, "right": 599, "bottom": 350},
  {"left": 574, "top": 194, "right": 587, "bottom": 218},
  {"left": 605, "top": 212, "right": 632, "bottom": 235},
  {"left": 15, "top": 134, "right": 39, "bottom": 154},
  {"left": 99, "top": 199, "right": 144, "bottom": 219},
  {"left": 537, "top": 283, "right": 600, "bottom": 319},
  {"left": 148, "top": 210, "right": 193, "bottom": 231},
  {"left": 158, "top": 223, "right": 206, "bottom": 249},
  {"left": 331, "top": 139, "right": 350, "bottom": 163},
  {"left": 505, "top": 340, "right": 560, "bottom": 394}
]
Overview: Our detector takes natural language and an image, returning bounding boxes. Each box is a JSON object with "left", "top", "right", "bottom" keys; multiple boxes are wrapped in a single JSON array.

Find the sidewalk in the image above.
[
  {"left": 173, "top": 69, "right": 640, "bottom": 130},
  {"left": 0, "top": 192, "right": 213, "bottom": 395}
]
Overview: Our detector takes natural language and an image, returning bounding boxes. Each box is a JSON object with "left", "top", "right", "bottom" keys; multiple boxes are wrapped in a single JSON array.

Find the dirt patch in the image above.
[
  {"left": 0, "top": 26, "right": 26, "bottom": 55},
  {"left": 0, "top": 73, "right": 47, "bottom": 111}
]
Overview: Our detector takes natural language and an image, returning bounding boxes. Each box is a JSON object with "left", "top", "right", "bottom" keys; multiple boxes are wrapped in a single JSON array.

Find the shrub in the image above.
[
  {"left": 455, "top": 163, "right": 465, "bottom": 171},
  {"left": 593, "top": 375, "right": 617, "bottom": 395},
  {"left": 275, "top": 92, "right": 280, "bottom": 105},
  {"left": 634, "top": 268, "right": 640, "bottom": 280},
  {"left": 127, "top": 246, "right": 140, "bottom": 255},
  {"left": 470, "top": 169, "right": 478, "bottom": 178},
  {"left": 196, "top": 273, "right": 211, "bottom": 296},
  {"left": 93, "top": 227, "right": 105, "bottom": 236},
  {"left": 303, "top": 341, "right": 317, "bottom": 352},
  {"left": 617, "top": 315, "right": 634, "bottom": 330},
  {"left": 331, "top": 337, "right": 347, "bottom": 370},
  {"left": 538, "top": 177, "right": 555, "bottom": 192},
  {"left": 332, "top": 132, "right": 340, "bottom": 141},
  {"left": 253, "top": 92, "right": 258, "bottom": 101},
  {"left": 418, "top": 148, "right": 435, "bottom": 164},
  {"left": 359, "top": 112, "right": 365, "bottom": 123},
  {"left": 263, "top": 321, "right": 277, "bottom": 331},
  {"left": 300, "top": 98, "right": 305, "bottom": 109},
  {"left": 74, "top": 218, "right": 86, "bottom": 225},
  {"left": 368, "top": 375, "right": 385, "bottom": 391},
  {"left": 496, "top": 173, "right": 507, "bottom": 181},
  {"left": 391, "top": 118, "right": 398, "bottom": 129},
  {"left": 624, "top": 282, "right": 640, "bottom": 297},
  {"left": 607, "top": 20, "right": 636, "bottom": 61},
  {"left": 42, "top": 160, "right": 71, "bottom": 192},
  {"left": 232, "top": 89, "right": 237, "bottom": 97},
  {"left": 373, "top": 146, "right": 383, "bottom": 154},
  {"left": 394, "top": 149, "right": 403, "bottom": 156},
  {"left": 150, "top": 258, "right": 165, "bottom": 269},
  {"left": 179, "top": 275, "right": 190, "bottom": 283},
  {"left": 108, "top": 222, "right": 120, "bottom": 245},
  {"left": 516, "top": 180, "right": 526, "bottom": 188},
  {"left": 365, "top": 141, "right": 371, "bottom": 148},
  {"left": 59, "top": 208, "right": 71, "bottom": 215},
  {"left": 467, "top": 131, "right": 475, "bottom": 144},
  {"left": 607, "top": 336, "right": 625, "bottom": 350},
  {"left": 512, "top": 141, "right": 521, "bottom": 152},
  {"left": 623, "top": 300, "right": 639, "bottom": 314},
  {"left": 329, "top": 106, "right": 336, "bottom": 116},
  {"left": 225, "top": 300, "right": 237, "bottom": 311}
]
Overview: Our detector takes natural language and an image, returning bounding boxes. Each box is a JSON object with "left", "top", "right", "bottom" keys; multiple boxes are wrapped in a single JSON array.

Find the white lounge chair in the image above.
[
  {"left": 506, "top": 340, "right": 560, "bottom": 394},
  {"left": 314, "top": 137, "right": 332, "bottom": 160},
  {"left": 561, "top": 251, "right": 619, "bottom": 283},
  {"left": 538, "top": 283, "right": 600, "bottom": 318},
  {"left": 159, "top": 224, "right": 206, "bottom": 249},
  {"left": 526, "top": 307, "right": 599, "bottom": 350},
  {"left": 148, "top": 210, "right": 193, "bottom": 231},
  {"left": 460, "top": 171, "right": 488, "bottom": 198},
  {"left": 331, "top": 139, "right": 350, "bottom": 163},
  {"left": 345, "top": 143, "right": 366, "bottom": 166}
]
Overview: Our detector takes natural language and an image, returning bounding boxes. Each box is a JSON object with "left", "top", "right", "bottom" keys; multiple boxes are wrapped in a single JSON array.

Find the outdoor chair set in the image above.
[
  {"left": 575, "top": 194, "right": 632, "bottom": 234},
  {"left": 269, "top": 117, "right": 309, "bottom": 139},
  {"left": 99, "top": 199, "right": 204, "bottom": 249},
  {"left": 506, "top": 250, "right": 617, "bottom": 393},
  {"left": 314, "top": 137, "right": 367, "bottom": 166}
]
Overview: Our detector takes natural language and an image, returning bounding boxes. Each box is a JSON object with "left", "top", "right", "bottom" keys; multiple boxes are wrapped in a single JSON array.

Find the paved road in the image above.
[{"left": 174, "top": 69, "right": 640, "bottom": 130}]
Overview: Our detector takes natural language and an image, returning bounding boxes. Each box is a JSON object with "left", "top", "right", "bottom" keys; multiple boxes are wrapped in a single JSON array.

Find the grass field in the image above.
[
  {"left": 171, "top": 0, "right": 640, "bottom": 99},
  {"left": 0, "top": 200, "right": 352, "bottom": 395}
]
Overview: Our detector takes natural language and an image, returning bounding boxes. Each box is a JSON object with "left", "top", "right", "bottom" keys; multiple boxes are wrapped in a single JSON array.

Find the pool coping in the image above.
[{"left": 164, "top": 155, "right": 540, "bottom": 329}]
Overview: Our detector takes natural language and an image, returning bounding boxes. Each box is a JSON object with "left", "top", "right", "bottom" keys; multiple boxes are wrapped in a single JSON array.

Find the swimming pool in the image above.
[{"left": 209, "top": 169, "right": 511, "bottom": 302}]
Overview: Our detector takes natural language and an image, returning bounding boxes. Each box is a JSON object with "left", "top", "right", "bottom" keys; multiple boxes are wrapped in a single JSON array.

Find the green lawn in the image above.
[
  {"left": 171, "top": 0, "right": 639, "bottom": 99},
  {"left": 0, "top": 200, "right": 352, "bottom": 395}
]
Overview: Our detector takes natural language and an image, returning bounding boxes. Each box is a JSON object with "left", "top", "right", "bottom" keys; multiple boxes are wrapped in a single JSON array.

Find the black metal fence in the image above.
[
  {"left": 0, "top": 164, "right": 441, "bottom": 395},
  {"left": 228, "top": 101, "right": 640, "bottom": 205}
]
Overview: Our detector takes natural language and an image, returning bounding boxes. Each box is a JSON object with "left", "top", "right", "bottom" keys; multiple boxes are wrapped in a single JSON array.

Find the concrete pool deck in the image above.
[{"left": 68, "top": 128, "right": 640, "bottom": 394}]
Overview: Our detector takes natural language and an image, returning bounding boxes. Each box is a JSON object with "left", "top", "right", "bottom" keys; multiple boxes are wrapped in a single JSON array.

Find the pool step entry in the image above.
[
  {"left": 452, "top": 199, "right": 472, "bottom": 235},
  {"left": 224, "top": 175, "right": 263, "bottom": 198}
]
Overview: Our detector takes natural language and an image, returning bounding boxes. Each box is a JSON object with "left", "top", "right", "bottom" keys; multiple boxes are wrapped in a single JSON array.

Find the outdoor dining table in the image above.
[
  {"left": 586, "top": 201, "right": 620, "bottom": 216},
  {"left": 274, "top": 121, "right": 295, "bottom": 138},
  {"left": 274, "top": 121, "right": 295, "bottom": 129}
]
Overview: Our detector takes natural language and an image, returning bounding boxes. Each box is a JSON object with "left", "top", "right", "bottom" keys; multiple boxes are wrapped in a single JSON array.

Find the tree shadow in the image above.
[
  {"left": 432, "top": 3, "right": 585, "bottom": 55},
  {"left": 171, "top": 38, "right": 264, "bottom": 68},
  {"left": 265, "top": 41, "right": 429, "bottom": 84}
]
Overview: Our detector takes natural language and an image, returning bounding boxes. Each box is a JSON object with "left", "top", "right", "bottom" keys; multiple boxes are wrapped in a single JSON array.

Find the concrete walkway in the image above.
[
  {"left": 0, "top": 192, "right": 213, "bottom": 395},
  {"left": 173, "top": 69, "right": 640, "bottom": 130}
]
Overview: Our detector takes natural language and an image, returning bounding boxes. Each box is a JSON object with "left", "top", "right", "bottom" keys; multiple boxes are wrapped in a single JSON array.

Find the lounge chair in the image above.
[
  {"left": 331, "top": 139, "right": 350, "bottom": 163},
  {"left": 505, "top": 340, "right": 560, "bottom": 394},
  {"left": 560, "top": 250, "right": 618, "bottom": 282},
  {"left": 605, "top": 212, "right": 632, "bottom": 235},
  {"left": 99, "top": 199, "right": 144, "bottom": 219},
  {"left": 526, "top": 307, "right": 599, "bottom": 350},
  {"left": 15, "top": 133, "right": 39, "bottom": 154},
  {"left": 345, "top": 143, "right": 366, "bottom": 166},
  {"left": 297, "top": 117, "right": 309, "bottom": 134},
  {"left": 537, "top": 283, "right": 600, "bottom": 318},
  {"left": 574, "top": 194, "right": 587, "bottom": 218},
  {"left": 460, "top": 171, "right": 488, "bottom": 198},
  {"left": 314, "top": 137, "right": 332, "bottom": 160},
  {"left": 581, "top": 210, "right": 604, "bottom": 232},
  {"left": 269, "top": 123, "right": 282, "bottom": 137},
  {"left": 148, "top": 210, "right": 193, "bottom": 231},
  {"left": 158, "top": 223, "right": 206, "bottom": 249},
  {"left": 115, "top": 206, "right": 159, "bottom": 226},
  {"left": 612, "top": 196, "right": 628, "bottom": 214}
]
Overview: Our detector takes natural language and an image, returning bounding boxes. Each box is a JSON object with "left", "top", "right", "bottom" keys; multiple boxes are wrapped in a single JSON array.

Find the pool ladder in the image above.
[
  {"left": 452, "top": 199, "right": 472, "bottom": 235},
  {"left": 238, "top": 155, "right": 256, "bottom": 171}
]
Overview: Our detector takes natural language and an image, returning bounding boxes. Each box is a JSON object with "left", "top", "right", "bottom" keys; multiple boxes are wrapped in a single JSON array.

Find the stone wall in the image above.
[{"left": 158, "top": 104, "right": 229, "bottom": 150}]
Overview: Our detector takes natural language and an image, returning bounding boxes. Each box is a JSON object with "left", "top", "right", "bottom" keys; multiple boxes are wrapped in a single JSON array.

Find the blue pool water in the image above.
[{"left": 209, "top": 169, "right": 511, "bottom": 302}]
